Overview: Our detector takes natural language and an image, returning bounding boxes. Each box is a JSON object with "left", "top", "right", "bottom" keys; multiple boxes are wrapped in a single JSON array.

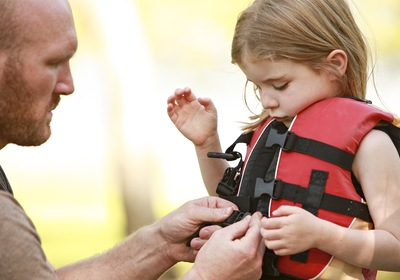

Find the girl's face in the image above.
[{"left": 239, "top": 57, "right": 340, "bottom": 126}]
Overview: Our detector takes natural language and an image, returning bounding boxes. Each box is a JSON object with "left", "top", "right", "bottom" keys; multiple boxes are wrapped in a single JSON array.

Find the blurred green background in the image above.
[{"left": 1, "top": 0, "right": 399, "bottom": 279}]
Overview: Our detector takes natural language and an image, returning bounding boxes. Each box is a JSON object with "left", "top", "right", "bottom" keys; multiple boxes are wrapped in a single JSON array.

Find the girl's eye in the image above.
[{"left": 273, "top": 83, "right": 288, "bottom": 91}]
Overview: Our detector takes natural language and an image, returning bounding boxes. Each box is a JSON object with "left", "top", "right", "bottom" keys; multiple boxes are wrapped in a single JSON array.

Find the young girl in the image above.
[{"left": 167, "top": 0, "right": 400, "bottom": 279}]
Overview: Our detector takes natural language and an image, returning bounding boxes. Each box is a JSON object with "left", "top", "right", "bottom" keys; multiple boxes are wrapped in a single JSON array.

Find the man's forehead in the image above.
[
  {"left": 14, "top": 0, "right": 76, "bottom": 45},
  {"left": 15, "top": 0, "right": 74, "bottom": 28}
]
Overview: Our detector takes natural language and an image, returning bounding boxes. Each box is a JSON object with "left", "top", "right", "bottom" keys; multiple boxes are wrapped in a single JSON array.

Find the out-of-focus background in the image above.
[{"left": 1, "top": 0, "right": 399, "bottom": 279}]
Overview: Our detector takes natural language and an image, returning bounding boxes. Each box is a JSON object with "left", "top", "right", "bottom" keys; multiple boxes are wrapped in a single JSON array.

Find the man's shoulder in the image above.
[
  {"left": 0, "top": 191, "right": 23, "bottom": 217},
  {"left": 0, "top": 191, "right": 56, "bottom": 279},
  {"left": 0, "top": 165, "right": 14, "bottom": 194},
  {"left": 0, "top": 191, "right": 33, "bottom": 235}
]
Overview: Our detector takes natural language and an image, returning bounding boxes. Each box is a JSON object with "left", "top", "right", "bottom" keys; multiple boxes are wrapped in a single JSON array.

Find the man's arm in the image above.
[
  {"left": 56, "top": 196, "right": 238, "bottom": 279},
  {"left": 55, "top": 224, "right": 176, "bottom": 280}
]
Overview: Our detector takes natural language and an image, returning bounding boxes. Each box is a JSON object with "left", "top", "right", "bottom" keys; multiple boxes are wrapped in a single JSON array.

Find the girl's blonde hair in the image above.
[{"left": 231, "top": 0, "right": 369, "bottom": 130}]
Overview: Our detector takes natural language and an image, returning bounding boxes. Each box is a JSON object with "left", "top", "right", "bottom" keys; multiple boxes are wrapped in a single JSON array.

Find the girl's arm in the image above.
[
  {"left": 323, "top": 128, "right": 400, "bottom": 270},
  {"left": 167, "top": 87, "right": 229, "bottom": 195},
  {"left": 194, "top": 130, "right": 229, "bottom": 196}
]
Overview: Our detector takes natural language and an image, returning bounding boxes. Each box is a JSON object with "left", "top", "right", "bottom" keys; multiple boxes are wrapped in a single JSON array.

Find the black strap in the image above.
[
  {"left": 225, "top": 132, "right": 253, "bottom": 154},
  {"left": 302, "top": 170, "right": 328, "bottom": 215},
  {"left": 260, "top": 274, "right": 303, "bottom": 280},
  {"left": 215, "top": 163, "right": 243, "bottom": 197},
  {"left": 253, "top": 141, "right": 281, "bottom": 217},
  {"left": 219, "top": 195, "right": 252, "bottom": 213},
  {"left": 259, "top": 178, "right": 372, "bottom": 223},
  {"left": 265, "top": 122, "right": 355, "bottom": 171},
  {"left": 210, "top": 132, "right": 251, "bottom": 196},
  {"left": 261, "top": 249, "right": 280, "bottom": 278},
  {"left": 375, "top": 122, "right": 400, "bottom": 155},
  {"left": 0, "top": 165, "right": 13, "bottom": 195},
  {"left": 239, "top": 125, "right": 278, "bottom": 197},
  {"left": 291, "top": 170, "right": 328, "bottom": 263}
]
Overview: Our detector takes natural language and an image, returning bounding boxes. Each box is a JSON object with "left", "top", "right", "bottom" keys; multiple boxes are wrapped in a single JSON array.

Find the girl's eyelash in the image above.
[
  {"left": 252, "top": 82, "right": 288, "bottom": 93},
  {"left": 273, "top": 83, "right": 288, "bottom": 90}
]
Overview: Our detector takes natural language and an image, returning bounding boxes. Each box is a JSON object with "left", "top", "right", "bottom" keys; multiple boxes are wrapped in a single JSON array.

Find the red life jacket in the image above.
[{"left": 214, "top": 97, "right": 399, "bottom": 279}]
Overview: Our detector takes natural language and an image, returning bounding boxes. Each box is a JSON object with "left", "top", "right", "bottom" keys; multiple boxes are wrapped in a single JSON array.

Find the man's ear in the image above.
[{"left": 326, "top": 49, "right": 348, "bottom": 77}]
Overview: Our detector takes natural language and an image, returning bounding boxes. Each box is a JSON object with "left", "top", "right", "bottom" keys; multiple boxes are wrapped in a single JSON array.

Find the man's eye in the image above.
[
  {"left": 273, "top": 83, "right": 288, "bottom": 91},
  {"left": 48, "top": 57, "right": 66, "bottom": 68},
  {"left": 48, "top": 61, "right": 60, "bottom": 68}
]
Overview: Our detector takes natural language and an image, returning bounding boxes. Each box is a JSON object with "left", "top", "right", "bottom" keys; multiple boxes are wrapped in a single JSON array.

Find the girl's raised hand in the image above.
[{"left": 167, "top": 87, "right": 218, "bottom": 146}]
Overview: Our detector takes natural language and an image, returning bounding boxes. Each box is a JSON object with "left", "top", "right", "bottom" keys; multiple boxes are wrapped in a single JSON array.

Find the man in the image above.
[{"left": 0, "top": 0, "right": 265, "bottom": 279}]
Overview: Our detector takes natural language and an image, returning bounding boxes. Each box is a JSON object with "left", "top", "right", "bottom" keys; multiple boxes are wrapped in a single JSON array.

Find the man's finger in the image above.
[{"left": 216, "top": 215, "right": 251, "bottom": 240}]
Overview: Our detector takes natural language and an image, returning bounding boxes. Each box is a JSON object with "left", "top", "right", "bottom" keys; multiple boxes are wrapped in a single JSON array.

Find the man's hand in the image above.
[
  {"left": 157, "top": 196, "right": 238, "bottom": 263},
  {"left": 184, "top": 212, "right": 265, "bottom": 280}
]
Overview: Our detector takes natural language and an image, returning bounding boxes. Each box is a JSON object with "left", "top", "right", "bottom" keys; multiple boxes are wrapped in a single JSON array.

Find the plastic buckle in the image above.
[
  {"left": 186, "top": 210, "right": 250, "bottom": 247},
  {"left": 265, "top": 127, "right": 299, "bottom": 152},
  {"left": 216, "top": 157, "right": 243, "bottom": 196},
  {"left": 221, "top": 210, "right": 251, "bottom": 227},
  {"left": 216, "top": 167, "right": 238, "bottom": 196},
  {"left": 265, "top": 126, "right": 288, "bottom": 149},
  {"left": 254, "top": 178, "right": 277, "bottom": 199}
]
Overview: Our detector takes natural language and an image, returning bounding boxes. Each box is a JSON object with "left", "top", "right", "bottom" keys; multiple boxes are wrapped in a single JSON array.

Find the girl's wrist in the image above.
[{"left": 195, "top": 133, "right": 221, "bottom": 152}]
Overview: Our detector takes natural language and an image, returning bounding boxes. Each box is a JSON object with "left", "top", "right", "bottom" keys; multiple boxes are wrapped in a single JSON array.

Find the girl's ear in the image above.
[{"left": 327, "top": 49, "right": 348, "bottom": 77}]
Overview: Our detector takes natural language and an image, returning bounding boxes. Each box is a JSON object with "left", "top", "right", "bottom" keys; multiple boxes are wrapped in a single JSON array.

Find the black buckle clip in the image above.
[
  {"left": 221, "top": 210, "right": 251, "bottom": 227},
  {"left": 209, "top": 152, "right": 243, "bottom": 197},
  {"left": 265, "top": 126, "right": 298, "bottom": 152},
  {"left": 216, "top": 166, "right": 241, "bottom": 196},
  {"left": 265, "top": 126, "right": 288, "bottom": 149},
  {"left": 255, "top": 178, "right": 277, "bottom": 199},
  {"left": 186, "top": 210, "right": 251, "bottom": 247}
]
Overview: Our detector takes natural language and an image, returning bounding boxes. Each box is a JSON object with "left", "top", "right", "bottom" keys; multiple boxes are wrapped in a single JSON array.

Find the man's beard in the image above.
[{"left": 0, "top": 55, "right": 59, "bottom": 147}]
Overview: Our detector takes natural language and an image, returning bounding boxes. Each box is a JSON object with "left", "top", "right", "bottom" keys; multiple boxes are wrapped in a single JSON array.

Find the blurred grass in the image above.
[
  {"left": 378, "top": 272, "right": 400, "bottom": 280},
  {"left": 16, "top": 179, "right": 126, "bottom": 268}
]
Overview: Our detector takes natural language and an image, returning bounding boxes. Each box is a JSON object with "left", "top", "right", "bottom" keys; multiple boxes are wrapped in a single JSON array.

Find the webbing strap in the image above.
[
  {"left": 262, "top": 249, "right": 280, "bottom": 277},
  {"left": 225, "top": 132, "right": 253, "bottom": 153},
  {"left": 291, "top": 170, "right": 328, "bottom": 263},
  {"left": 219, "top": 195, "right": 252, "bottom": 213},
  {"left": 0, "top": 165, "right": 13, "bottom": 195},
  {"left": 302, "top": 170, "right": 328, "bottom": 215},
  {"left": 375, "top": 122, "right": 400, "bottom": 156},
  {"left": 262, "top": 178, "right": 372, "bottom": 223},
  {"left": 266, "top": 123, "right": 355, "bottom": 171},
  {"left": 211, "top": 132, "right": 253, "bottom": 196}
]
